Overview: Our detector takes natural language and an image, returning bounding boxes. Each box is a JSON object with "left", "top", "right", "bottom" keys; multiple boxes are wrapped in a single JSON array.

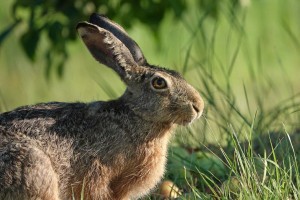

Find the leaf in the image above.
[
  {"left": 45, "top": 50, "right": 52, "bottom": 79},
  {"left": 56, "top": 61, "right": 64, "bottom": 78},
  {"left": 0, "top": 19, "right": 21, "bottom": 45},
  {"left": 20, "top": 28, "right": 40, "bottom": 61},
  {"left": 48, "top": 21, "right": 63, "bottom": 43}
]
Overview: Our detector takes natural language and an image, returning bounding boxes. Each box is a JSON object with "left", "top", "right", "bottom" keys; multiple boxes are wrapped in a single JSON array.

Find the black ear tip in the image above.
[
  {"left": 89, "top": 13, "right": 108, "bottom": 23},
  {"left": 89, "top": 13, "right": 99, "bottom": 22}
]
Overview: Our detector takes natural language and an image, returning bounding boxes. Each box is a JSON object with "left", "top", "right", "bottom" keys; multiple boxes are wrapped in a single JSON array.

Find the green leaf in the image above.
[
  {"left": 56, "top": 61, "right": 64, "bottom": 78},
  {"left": 48, "top": 21, "right": 63, "bottom": 43},
  {"left": 20, "top": 28, "right": 40, "bottom": 61},
  {"left": 0, "top": 20, "right": 21, "bottom": 45}
]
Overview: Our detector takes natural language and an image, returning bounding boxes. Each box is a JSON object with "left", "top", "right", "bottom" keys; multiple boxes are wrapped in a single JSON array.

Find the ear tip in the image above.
[
  {"left": 76, "top": 22, "right": 97, "bottom": 30},
  {"left": 76, "top": 22, "right": 96, "bottom": 37},
  {"left": 89, "top": 13, "right": 99, "bottom": 22},
  {"left": 76, "top": 22, "right": 86, "bottom": 30},
  {"left": 89, "top": 13, "right": 108, "bottom": 23}
]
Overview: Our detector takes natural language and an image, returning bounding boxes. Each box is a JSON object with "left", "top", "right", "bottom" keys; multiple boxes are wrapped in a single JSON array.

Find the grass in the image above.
[
  {"left": 162, "top": 130, "right": 300, "bottom": 199},
  {"left": 148, "top": 0, "right": 300, "bottom": 199},
  {"left": 1, "top": 0, "right": 300, "bottom": 199}
]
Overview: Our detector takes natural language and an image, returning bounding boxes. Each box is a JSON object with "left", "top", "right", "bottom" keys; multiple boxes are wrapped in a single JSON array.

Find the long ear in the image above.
[
  {"left": 76, "top": 22, "right": 140, "bottom": 81},
  {"left": 89, "top": 13, "right": 146, "bottom": 66}
]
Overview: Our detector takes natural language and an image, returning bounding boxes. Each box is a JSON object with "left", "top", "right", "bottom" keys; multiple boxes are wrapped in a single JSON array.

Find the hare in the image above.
[{"left": 0, "top": 13, "right": 204, "bottom": 200}]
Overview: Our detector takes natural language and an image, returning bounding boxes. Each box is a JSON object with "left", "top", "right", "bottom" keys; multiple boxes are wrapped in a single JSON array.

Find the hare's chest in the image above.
[
  {"left": 135, "top": 144, "right": 168, "bottom": 192},
  {"left": 111, "top": 139, "right": 169, "bottom": 199}
]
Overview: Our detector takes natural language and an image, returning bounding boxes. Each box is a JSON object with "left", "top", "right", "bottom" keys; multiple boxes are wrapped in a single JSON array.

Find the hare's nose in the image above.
[
  {"left": 192, "top": 104, "right": 200, "bottom": 113},
  {"left": 192, "top": 99, "right": 204, "bottom": 119}
]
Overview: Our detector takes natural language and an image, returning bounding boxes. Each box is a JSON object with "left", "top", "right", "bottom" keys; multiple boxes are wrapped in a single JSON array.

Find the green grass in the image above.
[
  {"left": 148, "top": 0, "right": 300, "bottom": 199},
  {"left": 1, "top": 0, "right": 300, "bottom": 199},
  {"left": 163, "top": 131, "right": 300, "bottom": 199}
]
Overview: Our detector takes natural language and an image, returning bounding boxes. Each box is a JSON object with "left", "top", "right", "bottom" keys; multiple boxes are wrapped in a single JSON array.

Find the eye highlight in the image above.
[{"left": 151, "top": 77, "right": 167, "bottom": 90}]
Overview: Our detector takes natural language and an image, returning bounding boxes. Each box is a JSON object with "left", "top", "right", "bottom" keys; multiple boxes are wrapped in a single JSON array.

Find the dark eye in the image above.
[{"left": 151, "top": 77, "right": 167, "bottom": 89}]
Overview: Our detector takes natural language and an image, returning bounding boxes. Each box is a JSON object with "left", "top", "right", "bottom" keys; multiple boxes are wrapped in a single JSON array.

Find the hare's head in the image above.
[{"left": 77, "top": 13, "right": 204, "bottom": 125}]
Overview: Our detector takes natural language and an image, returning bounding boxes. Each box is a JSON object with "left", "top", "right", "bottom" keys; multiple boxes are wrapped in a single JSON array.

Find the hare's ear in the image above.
[
  {"left": 89, "top": 13, "right": 146, "bottom": 66},
  {"left": 77, "top": 22, "right": 136, "bottom": 80}
]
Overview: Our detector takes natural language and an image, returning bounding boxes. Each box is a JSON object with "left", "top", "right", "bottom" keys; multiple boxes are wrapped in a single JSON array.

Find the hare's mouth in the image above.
[
  {"left": 175, "top": 112, "right": 200, "bottom": 126},
  {"left": 177, "top": 118, "right": 196, "bottom": 126},
  {"left": 175, "top": 103, "right": 203, "bottom": 125}
]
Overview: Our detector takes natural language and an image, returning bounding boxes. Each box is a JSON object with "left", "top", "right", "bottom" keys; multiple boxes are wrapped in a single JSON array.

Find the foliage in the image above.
[
  {"left": 0, "top": 0, "right": 244, "bottom": 77},
  {"left": 155, "top": 12, "right": 300, "bottom": 195},
  {"left": 150, "top": 0, "right": 300, "bottom": 198}
]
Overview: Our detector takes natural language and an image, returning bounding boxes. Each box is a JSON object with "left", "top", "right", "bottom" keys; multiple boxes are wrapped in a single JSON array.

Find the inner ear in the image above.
[
  {"left": 89, "top": 13, "right": 147, "bottom": 66},
  {"left": 77, "top": 22, "right": 138, "bottom": 80}
]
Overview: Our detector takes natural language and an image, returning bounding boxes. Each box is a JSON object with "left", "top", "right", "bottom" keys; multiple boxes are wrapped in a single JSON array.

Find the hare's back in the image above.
[{"left": 0, "top": 102, "right": 88, "bottom": 136}]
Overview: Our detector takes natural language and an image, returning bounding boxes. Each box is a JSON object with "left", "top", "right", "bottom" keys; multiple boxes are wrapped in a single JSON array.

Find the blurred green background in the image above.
[{"left": 1, "top": 0, "right": 300, "bottom": 198}]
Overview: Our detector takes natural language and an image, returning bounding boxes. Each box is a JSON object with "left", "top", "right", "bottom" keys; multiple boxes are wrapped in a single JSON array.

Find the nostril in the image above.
[{"left": 192, "top": 104, "right": 200, "bottom": 113}]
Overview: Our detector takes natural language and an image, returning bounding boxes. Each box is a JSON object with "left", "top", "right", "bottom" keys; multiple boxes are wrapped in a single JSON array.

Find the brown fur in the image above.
[{"left": 0, "top": 13, "right": 204, "bottom": 200}]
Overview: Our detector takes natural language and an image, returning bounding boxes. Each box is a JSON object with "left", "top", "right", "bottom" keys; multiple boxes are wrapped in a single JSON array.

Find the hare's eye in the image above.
[{"left": 152, "top": 77, "right": 167, "bottom": 90}]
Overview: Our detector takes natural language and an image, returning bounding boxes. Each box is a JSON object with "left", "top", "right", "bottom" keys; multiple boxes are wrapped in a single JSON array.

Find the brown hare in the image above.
[{"left": 0, "top": 13, "right": 204, "bottom": 200}]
